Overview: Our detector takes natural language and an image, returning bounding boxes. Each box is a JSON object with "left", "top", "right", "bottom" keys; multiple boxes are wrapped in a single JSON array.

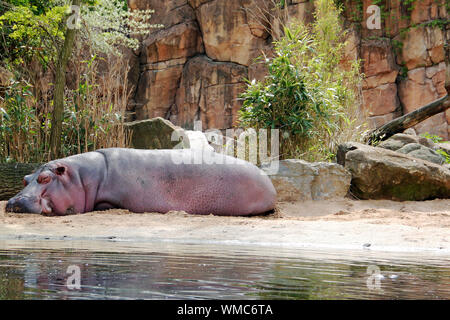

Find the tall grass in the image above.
[
  {"left": 62, "top": 49, "right": 131, "bottom": 157},
  {"left": 0, "top": 78, "right": 42, "bottom": 162},
  {"left": 0, "top": 50, "right": 131, "bottom": 163}
]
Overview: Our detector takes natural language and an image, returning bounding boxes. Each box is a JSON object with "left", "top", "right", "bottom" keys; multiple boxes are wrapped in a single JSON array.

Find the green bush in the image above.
[
  {"left": 0, "top": 0, "right": 66, "bottom": 68},
  {"left": 420, "top": 132, "right": 450, "bottom": 164},
  {"left": 239, "top": 0, "right": 367, "bottom": 162}
]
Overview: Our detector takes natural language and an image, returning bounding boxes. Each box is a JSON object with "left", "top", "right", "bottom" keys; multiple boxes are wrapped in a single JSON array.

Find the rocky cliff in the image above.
[{"left": 127, "top": 0, "right": 449, "bottom": 139}]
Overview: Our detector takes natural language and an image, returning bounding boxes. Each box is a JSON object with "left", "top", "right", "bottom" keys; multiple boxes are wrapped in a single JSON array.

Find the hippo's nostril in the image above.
[
  {"left": 5, "top": 201, "right": 14, "bottom": 212},
  {"left": 5, "top": 201, "right": 23, "bottom": 213}
]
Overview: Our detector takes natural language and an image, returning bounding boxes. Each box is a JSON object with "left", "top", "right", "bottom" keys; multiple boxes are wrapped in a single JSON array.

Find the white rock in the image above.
[{"left": 184, "top": 130, "right": 215, "bottom": 153}]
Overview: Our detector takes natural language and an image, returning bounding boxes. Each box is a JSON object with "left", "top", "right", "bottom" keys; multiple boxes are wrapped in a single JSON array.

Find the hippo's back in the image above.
[{"left": 96, "top": 148, "right": 276, "bottom": 216}]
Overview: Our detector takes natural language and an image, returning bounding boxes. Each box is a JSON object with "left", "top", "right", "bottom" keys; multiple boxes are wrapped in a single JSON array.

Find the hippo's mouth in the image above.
[{"left": 40, "top": 197, "right": 53, "bottom": 215}]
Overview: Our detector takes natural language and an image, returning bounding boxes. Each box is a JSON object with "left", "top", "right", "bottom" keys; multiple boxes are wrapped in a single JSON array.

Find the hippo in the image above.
[{"left": 6, "top": 148, "right": 276, "bottom": 216}]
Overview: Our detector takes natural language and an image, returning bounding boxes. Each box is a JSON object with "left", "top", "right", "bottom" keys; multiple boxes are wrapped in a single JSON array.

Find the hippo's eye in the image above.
[{"left": 37, "top": 175, "right": 51, "bottom": 184}]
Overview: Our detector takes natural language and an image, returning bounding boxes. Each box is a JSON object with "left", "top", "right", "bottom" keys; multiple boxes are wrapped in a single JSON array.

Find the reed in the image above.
[{"left": 0, "top": 49, "right": 132, "bottom": 163}]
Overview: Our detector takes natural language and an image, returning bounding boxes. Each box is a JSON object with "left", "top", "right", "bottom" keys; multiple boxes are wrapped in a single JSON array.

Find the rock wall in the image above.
[
  {"left": 127, "top": 0, "right": 449, "bottom": 138},
  {"left": 344, "top": 0, "right": 449, "bottom": 139}
]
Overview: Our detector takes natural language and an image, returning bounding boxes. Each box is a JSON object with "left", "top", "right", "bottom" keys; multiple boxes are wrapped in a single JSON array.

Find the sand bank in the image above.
[{"left": 0, "top": 199, "right": 449, "bottom": 254}]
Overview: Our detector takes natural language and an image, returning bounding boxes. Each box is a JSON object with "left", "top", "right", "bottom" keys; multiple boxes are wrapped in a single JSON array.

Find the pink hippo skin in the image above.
[{"left": 6, "top": 148, "right": 277, "bottom": 216}]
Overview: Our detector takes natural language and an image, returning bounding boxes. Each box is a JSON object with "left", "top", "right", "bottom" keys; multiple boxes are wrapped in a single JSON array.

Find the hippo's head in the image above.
[{"left": 6, "top": 161, "right": 84, "bottom": 215}]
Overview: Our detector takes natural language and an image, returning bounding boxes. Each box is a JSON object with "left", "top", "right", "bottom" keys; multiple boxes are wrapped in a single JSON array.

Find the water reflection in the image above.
[{"left": 0, "top": 241, "right": 448, "bottom": 299}]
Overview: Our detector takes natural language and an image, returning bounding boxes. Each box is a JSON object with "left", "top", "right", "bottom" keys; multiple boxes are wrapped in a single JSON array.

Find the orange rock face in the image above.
[
  {"left": 128, "top": 0, "right": 449, "bottom": 139},
  {"left": 395, "top": 26, "right": 445, "bottom": 70},
  {"left": 362, "top": 83, "right": 400, "bottom": 117},
  {"left": 398, "top": 63, "right": 448, "bottom": 139},
  {"left": 171, "top": 55, "right": 247, "bottom": 129}
]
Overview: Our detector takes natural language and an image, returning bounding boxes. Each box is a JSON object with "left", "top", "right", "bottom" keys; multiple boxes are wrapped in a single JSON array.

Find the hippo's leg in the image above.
[{"left": 94, "top": 202, "right": 117, "bottom": 211}]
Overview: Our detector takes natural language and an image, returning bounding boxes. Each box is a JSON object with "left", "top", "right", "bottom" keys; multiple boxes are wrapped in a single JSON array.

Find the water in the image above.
[{"left": 0, "top": 240, "right": 448, "bottom": 299}]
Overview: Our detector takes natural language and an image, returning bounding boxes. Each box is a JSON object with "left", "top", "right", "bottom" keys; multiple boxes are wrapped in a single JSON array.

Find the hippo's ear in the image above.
[{"left": 23, "top": 174, "right": 32, "bottom": 186}]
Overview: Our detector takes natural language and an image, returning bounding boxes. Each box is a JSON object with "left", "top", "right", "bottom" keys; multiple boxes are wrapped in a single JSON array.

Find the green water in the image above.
[{"left": 0, "top": 240, "right": 448, "bottom": 299}]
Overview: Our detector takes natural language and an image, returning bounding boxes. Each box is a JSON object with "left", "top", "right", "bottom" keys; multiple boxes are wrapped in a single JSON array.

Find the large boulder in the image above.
[
  {"left": 377, "top": 133, "right": 446, "bottom": 164},
  {"left": 377, "top": 133, "right": 435, "bottom": 150},
  {"left": 125, "top": 117, "right": 184, "bottom": 149},
  {"left": 337, "top": 142, "right": 450, "bottom": 201},
  {"left": 396, "top": 143, "right": 445, "bottom": 165},
  {"left": 125, "top": 117, "right": 216, "bottom": 151},
  {"left": 260, "top": 160, "right": 351, "bottom": 201}
]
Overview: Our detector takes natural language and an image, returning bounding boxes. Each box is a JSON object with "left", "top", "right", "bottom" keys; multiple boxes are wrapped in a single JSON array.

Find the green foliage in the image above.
[
  {"left": 239, "top": 0, "right": 366, "bottom": 161},
  {"left": 1, "top": 0, "right": 54, "bottom": 15},
  {"left": 436, "top": 149, "right": 450, "bottom": 164},
  {"left": 420, "top": 132, "right": 450, "bottom": 164},
  {"left": 0, "top": 1, "right": 66, "bottom": 67},
  {"left": 420, "top": 132, "right": 444, "bottom": 144},
  {"left": 0, "top": 79, "right": 45, "bottom": 162},
  {"left": 80, "top": 0, "right": 161, "bottom": 55}
]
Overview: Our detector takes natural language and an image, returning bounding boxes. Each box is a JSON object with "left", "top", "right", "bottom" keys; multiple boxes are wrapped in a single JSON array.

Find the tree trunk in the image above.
[
  {"left": 368, "top": 94, "right": 449, "bottom": 145},
  {"left": 0, "top": 163, "right": 42, "bottom": 200},
  {"left": 49, "top": 0, "right": 80, "bottom": 160}
]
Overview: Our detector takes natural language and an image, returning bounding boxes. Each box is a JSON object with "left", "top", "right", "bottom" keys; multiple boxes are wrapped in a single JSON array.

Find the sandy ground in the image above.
[{"left": 0, "top": 199, "right": 449, "bottom": 254}]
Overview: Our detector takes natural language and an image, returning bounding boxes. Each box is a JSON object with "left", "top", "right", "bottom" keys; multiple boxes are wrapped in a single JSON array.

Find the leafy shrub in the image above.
[
  {"left": 420, "top": 132, "right": 450, "bottom": 164},
  {"left": 239, "top": 0, "right": 367, "bottom": 161},
  {"left": 0, "top": 1, "right": 66, "bottom": 68}
]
